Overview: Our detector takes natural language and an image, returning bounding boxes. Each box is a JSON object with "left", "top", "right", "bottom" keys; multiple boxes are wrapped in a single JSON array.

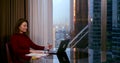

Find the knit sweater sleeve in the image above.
[{"left": 28, "top": 38, "right": 45, "bottom": 50}]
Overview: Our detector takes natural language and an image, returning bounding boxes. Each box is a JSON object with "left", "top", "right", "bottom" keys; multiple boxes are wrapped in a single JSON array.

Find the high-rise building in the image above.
[
  {"left": 106, "top": 0, "right": 112, "bottom": 62},
  {"left": 74, "top": 0, "right": 88, "bottom": 35},
  {"left": 89, "top": 0, "right": 102, "bottom": 63},
  {"left": 73, "top": 0, "right": 88, "bottom": 48},
  {"left": 112, "top": 0, "right": 120, "bottom": 62},
  {"left": 89, "top": 0, "right": 120, "bottom": 63}
]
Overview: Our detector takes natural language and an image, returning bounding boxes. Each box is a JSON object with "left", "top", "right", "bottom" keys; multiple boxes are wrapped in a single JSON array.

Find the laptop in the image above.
[
  {"left": 48, "top": 39, "right": 69, "bottom": 54},
  {"left": 57, "top": 52, "right": 70, "bottom": 63}
]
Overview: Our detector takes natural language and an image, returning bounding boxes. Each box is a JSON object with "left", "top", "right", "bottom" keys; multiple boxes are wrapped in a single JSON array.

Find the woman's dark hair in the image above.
[{"left": 14, "top": 18, "right": 29, "bottom": 35}]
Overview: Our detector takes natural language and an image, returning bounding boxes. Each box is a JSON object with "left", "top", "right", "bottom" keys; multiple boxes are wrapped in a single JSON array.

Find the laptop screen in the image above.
[{"left": 57, "top": 39, "right": 70, "bottom": 53}]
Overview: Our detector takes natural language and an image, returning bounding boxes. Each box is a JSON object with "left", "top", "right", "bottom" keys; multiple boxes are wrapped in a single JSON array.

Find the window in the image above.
[{"left": 53, "top": 0, "right": 71, "bottom": 48}]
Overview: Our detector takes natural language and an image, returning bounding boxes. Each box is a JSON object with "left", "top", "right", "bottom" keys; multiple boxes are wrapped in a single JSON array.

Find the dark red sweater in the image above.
[{"left": 10, "top": 33, "right": 44, "bottom": 63}]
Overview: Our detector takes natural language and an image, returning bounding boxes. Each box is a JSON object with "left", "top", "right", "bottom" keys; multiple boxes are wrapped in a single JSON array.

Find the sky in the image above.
[{"left": 53, "top": 0, "right": 70, "bottom": 26}]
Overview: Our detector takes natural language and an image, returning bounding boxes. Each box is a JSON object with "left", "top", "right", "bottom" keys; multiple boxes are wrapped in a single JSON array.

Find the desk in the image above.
[{"left": 31, "top": 48, "right": 88, "bottom": 63}]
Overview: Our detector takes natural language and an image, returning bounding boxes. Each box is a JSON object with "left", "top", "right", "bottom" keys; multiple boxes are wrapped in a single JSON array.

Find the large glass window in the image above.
[{"left": 53, "top": 0, "right": 71, "bottom": 48}]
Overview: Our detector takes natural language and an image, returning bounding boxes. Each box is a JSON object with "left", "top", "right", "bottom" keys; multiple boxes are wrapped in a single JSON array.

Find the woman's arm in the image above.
[{"left": 29, "top": 39, "right": 45, "bottom": 50}]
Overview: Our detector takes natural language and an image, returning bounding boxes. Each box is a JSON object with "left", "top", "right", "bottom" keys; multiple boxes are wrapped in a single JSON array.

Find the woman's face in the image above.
[{"left": 19, "top": 22, "right": 28, "bottom": 33}]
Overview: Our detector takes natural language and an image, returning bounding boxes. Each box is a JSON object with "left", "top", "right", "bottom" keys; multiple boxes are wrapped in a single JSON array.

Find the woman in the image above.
[{"left": 10, "top": 18, "right": 49, "bottom": 63}]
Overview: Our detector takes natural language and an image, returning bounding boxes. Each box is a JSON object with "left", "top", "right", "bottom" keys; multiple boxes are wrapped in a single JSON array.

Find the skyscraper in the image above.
[
  {"left": 106, "top": 0, "right": 112, "bottom": 62},
  {"left": 73, "top": 0, "right": 88, "bottom": 48},
  {"left": 112, "top": 0, "right": 120, "bottom": 62},
  {"left": 89, "top": 0, "right": 120, "bottom": 63},
  {"left": 74, "top": 0, "right": 88, "bottom": 35},
  {"left": 89, "top": 0, "right": 102, "bottom": 63}
]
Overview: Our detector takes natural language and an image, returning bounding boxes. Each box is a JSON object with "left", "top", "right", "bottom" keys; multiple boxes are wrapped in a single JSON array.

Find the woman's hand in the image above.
[
  {"left": 48, "top": 44, "right": 53, "bottom": 50},
  {"left": 45, "top": 43, "right": 53, "bottom": 51}
]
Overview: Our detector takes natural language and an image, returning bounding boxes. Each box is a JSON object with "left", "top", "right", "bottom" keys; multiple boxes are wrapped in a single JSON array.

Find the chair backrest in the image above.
[{"left": 6, "top": 43, "right": 13, "bottom": 63}]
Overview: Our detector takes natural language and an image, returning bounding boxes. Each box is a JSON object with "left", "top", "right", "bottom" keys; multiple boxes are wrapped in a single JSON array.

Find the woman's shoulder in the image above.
[
  {"left": 11, "top": 33, "right": 18, "bottom": 38},
  {"left": 11, "top": 33, "right": 29, "bottom": 38},
  {"left": 11, "top": 33, "right": 24, "bottom": 38}
]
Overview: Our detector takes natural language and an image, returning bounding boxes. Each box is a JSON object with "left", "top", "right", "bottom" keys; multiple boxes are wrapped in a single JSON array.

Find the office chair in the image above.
[{"left": 6, "top": 43, "right": 13, "bottom": 63}]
